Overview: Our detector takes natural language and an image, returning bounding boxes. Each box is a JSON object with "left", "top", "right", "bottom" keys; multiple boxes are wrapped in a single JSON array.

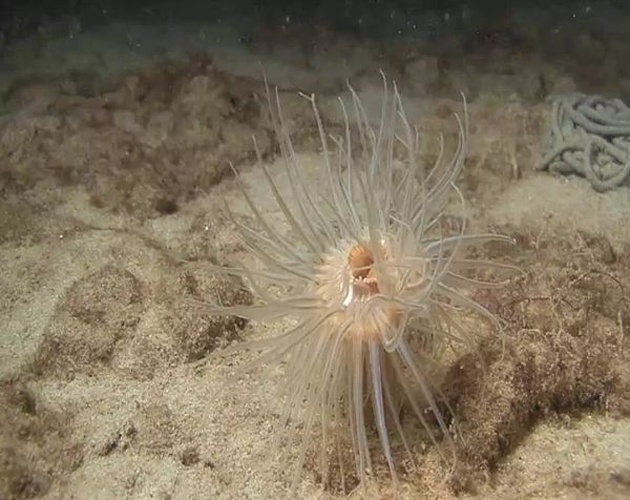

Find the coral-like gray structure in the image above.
[{"left": 537, "top": 93, "right": 630, "bottom": 192}]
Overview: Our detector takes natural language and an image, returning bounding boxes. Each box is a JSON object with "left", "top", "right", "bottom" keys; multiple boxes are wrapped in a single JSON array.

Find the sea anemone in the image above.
[{"left": 206, "top": 76, "right": 512, "bottom": 494}]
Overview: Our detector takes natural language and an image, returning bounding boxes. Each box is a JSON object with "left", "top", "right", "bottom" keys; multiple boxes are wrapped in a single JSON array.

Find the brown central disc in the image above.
[{"left": 348, "top": 244, "right": 380, "bottom": 296}]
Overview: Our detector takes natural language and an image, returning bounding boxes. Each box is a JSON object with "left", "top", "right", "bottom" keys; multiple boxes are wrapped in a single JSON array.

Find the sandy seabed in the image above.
[{"left": 1, "top": 4, "right": 630, "bottom": 499}]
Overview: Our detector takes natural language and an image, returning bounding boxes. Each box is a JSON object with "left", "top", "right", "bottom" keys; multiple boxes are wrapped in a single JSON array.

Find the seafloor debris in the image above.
[{"left": 537, "top": 93, "right": 630, "bottom": 192}]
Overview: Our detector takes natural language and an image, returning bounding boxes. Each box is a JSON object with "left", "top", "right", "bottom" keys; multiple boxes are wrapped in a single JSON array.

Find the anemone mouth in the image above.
[
  {"left": 345, "top": 242, "right": 384, "bottom": 302},
  {"left": 311, "top": 239, "right": 409, "bottom": 344}
]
